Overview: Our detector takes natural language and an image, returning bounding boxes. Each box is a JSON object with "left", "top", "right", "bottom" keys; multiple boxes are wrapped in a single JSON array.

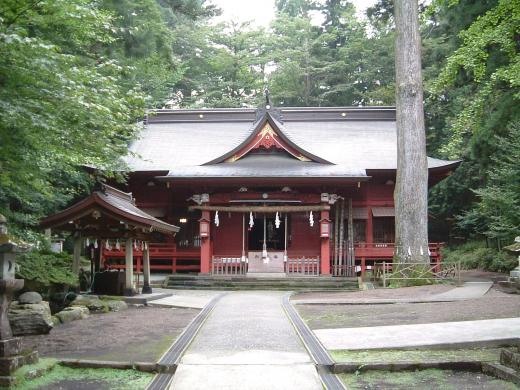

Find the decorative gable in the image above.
[{"left": 204, "top": 113, "right": 331, "bottom": 165}]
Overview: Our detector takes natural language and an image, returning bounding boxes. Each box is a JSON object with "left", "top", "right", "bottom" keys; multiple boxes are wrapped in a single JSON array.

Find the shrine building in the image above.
[{"left": 100, "top": 105, "right": 459, "bottom": 278}]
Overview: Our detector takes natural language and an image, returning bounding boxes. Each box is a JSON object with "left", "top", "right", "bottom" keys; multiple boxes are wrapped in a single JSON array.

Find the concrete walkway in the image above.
[
  {"left": 169, "top": 292, "right": 322, "bottom": 390},
  {"left": 293, "top": 281, "right": 494, "bottom": 305},
  {"left": 148, "top": 290, "right": 220, "bottom": 309},
  {"left": 314, "top": 317, "right": 520, "bottom": 350}
]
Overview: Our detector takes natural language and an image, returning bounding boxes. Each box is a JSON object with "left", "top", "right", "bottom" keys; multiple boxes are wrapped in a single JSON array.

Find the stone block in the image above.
[
  {"left": 0, "top": 338, "right": 21, "bottom": 357},
  {"left": 501, "top": 348, "right": 520, "bottom": 371},
  {"left": 106, "top": 300, "right": 128, "bottom": 312},
  {"left": 55, "top": 306, "right": 89, "bottom": 323},
  {"left": 0, "top": 355, "right": 23, "bottom": 376},
  {"left": 8, "top": 301, "right": 53, "bottom": 336},
  {"left": 71, "top": 295, "right": 108, "bottom": 313},
  {"left": 0, "top": 375, "right": 16, "bottom": 387},
  {"left": 18, "top": 291, "right": 42, "bottom": 304}
]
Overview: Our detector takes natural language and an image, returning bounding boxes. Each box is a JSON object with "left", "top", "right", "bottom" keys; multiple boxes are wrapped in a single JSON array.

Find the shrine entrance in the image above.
[{"left": 247, "top": 213, "right": 288, "bottom": 274}]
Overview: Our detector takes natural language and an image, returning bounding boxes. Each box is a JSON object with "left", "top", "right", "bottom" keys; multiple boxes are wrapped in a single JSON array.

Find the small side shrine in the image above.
[{"left": 40, "top": 184, "right": 179, "bottom": 295}]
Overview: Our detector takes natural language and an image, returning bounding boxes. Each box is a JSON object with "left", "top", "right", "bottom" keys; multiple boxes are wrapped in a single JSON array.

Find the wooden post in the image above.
[
  {"left": 200, "top": 210, "right": 211, "bottom": 274},
  {"left": 72, "top": 235, "right": 82, "bottom": 274},
  {"left": 366, "top": 207, "right": 373, "bottom": 245},
  {"left": 142, "top": 243, "right": 152, "bottom": 294},
  {"left": 338, "top": 199, "right": 345, "bottom": 275},
  {"left": 383, "top": 261, "right": 387, "bottom": 288},
  {"left": 320, "top": 209, "right": 331, "bottom": 275},
  {"left": 347, "top": 198, "right": 354, "bottom": 276},
  {"left": 334, "top": 203, "right": 340, "bottom": 275},
  {"left": 124, "top": 238, "right": 134, "bottom": 296}
]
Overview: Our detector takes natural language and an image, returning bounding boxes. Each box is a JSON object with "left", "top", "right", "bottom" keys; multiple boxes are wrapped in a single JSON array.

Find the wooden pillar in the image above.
[
  {"left": 366, "top": 207, "right": 373, "bottom": 244},
  {"left": 124, "top": 238, "right": 134, "bottom": 296},
  {"left": 320, "top": 209, "right": 331, "bottom": 275},
  {"left": 142, "top": 243, "right": 152, "bottom": 294},
  {"left": 72, "top": 235, "right": 82, "bottom": 274},
  {"left": 136, "top": 256, "right": 142, "bottom": 274},
  {"left": 200, "top": 210, "right": 211, "bottom": 274}
]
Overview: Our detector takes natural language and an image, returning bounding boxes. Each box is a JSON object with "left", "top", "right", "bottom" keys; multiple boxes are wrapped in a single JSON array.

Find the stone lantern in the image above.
[
  {"left": 504, "top": 236, "right": 520, "bottom": 280},
  {"left": 0, "top": 215, "right": 37, "bottom": 386}
]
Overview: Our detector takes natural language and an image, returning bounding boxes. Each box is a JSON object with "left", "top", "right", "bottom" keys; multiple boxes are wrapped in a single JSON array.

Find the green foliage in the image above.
[
  {"left": 443, "top": 241, "right": 517, "bottom": 272},
  {"left": 16, "top": 250, "right": 79, "bottom": 288}
]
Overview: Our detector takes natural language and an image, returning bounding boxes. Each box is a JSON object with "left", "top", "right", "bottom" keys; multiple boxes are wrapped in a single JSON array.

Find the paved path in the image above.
[
  {"left": 169, "top": 292, "right": 322, "bottom": 390},
  {"left": 292, "top": 281, "right": 494, "bottom": 305},
  {"left": 315, "top": 317, "right": 520, "bottom": 350},
  {"left": 149, "top": 290, "right": 220, "bottom": 309}
]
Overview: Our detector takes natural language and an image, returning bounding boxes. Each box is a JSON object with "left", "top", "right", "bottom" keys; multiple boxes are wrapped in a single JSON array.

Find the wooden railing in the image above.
[
  {"left": 211, "top": 256, "right": 247, "bottom": 275},
  {"left": 374, "top": 261, "right": 461, "bottom": 287},
  {"left": 285, "top": 257, "right": 320, "bottom": 276}
]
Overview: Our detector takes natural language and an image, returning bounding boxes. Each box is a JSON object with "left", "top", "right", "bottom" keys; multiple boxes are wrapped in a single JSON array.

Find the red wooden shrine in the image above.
[{"left": 101, "top": 106, "right": 459, "bottom": 277}]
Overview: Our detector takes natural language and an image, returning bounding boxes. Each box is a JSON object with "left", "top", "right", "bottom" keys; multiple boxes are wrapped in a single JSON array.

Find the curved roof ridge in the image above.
[{"left": 202, "top": 112, "right": 332, "bottom": 165}]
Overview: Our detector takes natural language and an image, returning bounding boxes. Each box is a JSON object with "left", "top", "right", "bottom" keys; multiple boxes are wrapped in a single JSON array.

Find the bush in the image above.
[
  {"left": 16, "top": 250, "right": 79, "bottom": 295},
  {"left": 443, "top": 241, "right": 516, "bottom": 273}
]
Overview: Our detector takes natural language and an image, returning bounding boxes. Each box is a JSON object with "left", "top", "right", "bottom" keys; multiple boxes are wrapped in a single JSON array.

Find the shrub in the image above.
[
  {"left": 16, "top": 250, "right": 79, "bottom": 295},
  {"left": 442, "top": 241, "right": 516, "bottom": 272}
]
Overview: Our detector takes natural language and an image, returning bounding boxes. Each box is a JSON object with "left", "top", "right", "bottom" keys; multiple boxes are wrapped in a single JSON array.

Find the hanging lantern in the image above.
[
  {"left": 275, "top": 212, "right": 281, "bottom": 229},
  {"left": 249, "top": 212, "right": 254, "bottom": 229},
  {"left": 214, "top": 211, "right": 219, "bottom": 227},
  {"left": 200, "top": 218, "right": 210, "bottom": 238},
  {"left": 320, "top": 219, "right": 330, "bottom": 238},
  {"left": 309, "top": 211, "right": 314, "bottom": 227}
]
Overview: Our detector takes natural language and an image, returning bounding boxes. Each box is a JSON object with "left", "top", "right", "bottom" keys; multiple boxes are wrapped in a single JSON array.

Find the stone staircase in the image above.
[
  {"left": 482, "top": 346, "right": 520, "bottom": 386},
  {"left": 162, "top": 274, "right": 358, "bottom": 290}
]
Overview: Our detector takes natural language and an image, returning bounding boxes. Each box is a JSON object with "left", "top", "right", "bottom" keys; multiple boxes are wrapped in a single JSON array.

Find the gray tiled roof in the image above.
[{"left": 124, "top": 107, "right": 458, "bottom": 177}]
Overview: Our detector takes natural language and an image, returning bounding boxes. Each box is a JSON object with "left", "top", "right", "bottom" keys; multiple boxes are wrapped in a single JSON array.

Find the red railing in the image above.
[
  {"left": 102, "top": 243, "right": 200, "bottom": 273},
  {"left": 348, "top": 242, "right": 444, "bottom": 274}
]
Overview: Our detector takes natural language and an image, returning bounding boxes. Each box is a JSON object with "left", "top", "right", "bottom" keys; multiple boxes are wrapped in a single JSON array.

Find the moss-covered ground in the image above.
[
  {"left": 331, "top": 348, "right": 501, "bottom": 363},
  {"left": 340, "top": 369, "right": 518, "bottom": 390},
  {"left": 5, "top": 359, "right": 153, "bottom": 390}
]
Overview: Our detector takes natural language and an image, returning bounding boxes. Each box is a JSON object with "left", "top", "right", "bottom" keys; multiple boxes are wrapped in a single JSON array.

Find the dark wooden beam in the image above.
[{"left": 189, "top": 204, "right": 329, "bottom": 213}]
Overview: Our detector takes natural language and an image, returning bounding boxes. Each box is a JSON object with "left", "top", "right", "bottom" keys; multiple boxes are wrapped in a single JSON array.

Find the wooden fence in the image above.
[
  {"left": 285, "top": 257, "right": 320, "bottom": 276},
  {"left": 374, "top": 261, "right": 462, "bottom": 287},
  {"left": 211, "top": 256, "right": 247, "bottom": 275}
]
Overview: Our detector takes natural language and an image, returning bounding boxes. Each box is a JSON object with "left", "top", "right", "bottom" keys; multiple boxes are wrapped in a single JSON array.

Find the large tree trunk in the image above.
[{"left": 394, "top": 0, "right": 429, "bottom": 264}]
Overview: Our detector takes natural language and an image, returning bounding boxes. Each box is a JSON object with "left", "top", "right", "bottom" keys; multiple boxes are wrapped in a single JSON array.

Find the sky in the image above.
[{"left": 210, "top": 0, "right": 379, "bottom": 27}]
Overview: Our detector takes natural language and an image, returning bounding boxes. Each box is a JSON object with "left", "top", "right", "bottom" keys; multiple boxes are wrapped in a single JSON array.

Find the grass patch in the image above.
[
  {"left": 89, "top": 334, "right": 176, "bottom": 362},
  {"left": 331, "top": 348, "right": 501, "bottom": 363},
  {"left": 6, "top": 362, "right": 153, "bottom": 390},
  {"left": 340, "top": 369, "right": 519, "bottom": 390}
]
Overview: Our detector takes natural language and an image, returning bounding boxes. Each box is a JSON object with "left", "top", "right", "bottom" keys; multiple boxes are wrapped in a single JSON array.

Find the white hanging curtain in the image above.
[{"left": 249, "top": 211, "right": 254, "bottom": 228}]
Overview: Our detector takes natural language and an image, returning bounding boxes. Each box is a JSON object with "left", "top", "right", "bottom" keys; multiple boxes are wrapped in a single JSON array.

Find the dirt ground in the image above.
[
  {"left": 21, "top": 306, "right": 199, "bottom": 362},
  {"left": 294, "top": 271, "right": 520, "bottom": 329}
]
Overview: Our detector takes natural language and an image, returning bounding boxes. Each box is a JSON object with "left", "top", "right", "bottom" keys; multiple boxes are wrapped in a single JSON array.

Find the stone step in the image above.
[
  {"left": 482, "top": 362, "right": 520, "bottom": 386},
  {"left": 501, "top": 349, "right": 520, "bottom": 371},
  {"left": 163, "top": 275, "right": 358, "bottom": 290}
]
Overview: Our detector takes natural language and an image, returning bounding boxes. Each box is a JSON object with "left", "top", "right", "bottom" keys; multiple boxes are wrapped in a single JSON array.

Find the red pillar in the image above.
[
  {"left": 200, "top": 210, "right": 211, "bottom": 274},
  {"left": 320, "top": 209, "right": 331, "bottom": 276},
  {"left": 366, "top": 207, "right": 373, "bottom": 244}
]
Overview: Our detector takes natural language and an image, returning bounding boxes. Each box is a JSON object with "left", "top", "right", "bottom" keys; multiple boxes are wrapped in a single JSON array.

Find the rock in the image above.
[
  {"left": 51, "top": 316, "right": 61, "bottom": 327},
  {"left": 106, "top": 300, "right": 128, "bottom": 312},
  {"left": 8, "top": 301, "right": 53, "bottom": 336},
  {"left": 18, "top": 292, "right": 42, "bottom": 305},
  {"left": 71, "top": 295, "right": 108, "bottom": 313},
  {"left": 55, "top": 306, "right": 89, "bottom": 323}
]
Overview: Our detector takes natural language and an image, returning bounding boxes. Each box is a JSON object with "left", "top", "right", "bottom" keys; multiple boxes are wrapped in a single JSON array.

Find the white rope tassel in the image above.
[
  {"left": 249, "top": 212, "right": 254, "bottom": 228},
  {"left": 309, "top": 211, "right": 314, "bottom": 227},
  {"left": 144, "top": 242, "right": 148, "bottom": 250},
  {"left": 275, "top": 212, "right": 281, "bottom": 229},
  {"left": 106, "top": 240, "right": 111, "bottom": 251},
  {"left": 428, "top": 247, "right": 432, "bottom": 256},
  {"left": 115, "top": 239, "right": 120, "bottom": 250},
  {"left": 134, "top": 240, "right": 137, "bottom": 249},
  {"left": 86, "top": 238, "right": 90, "bottom": 247},
  {"left": 407, "top": 246, "right": 412, "bottom": 256},
  {"left": 214, "top": 211, "right": 219, "bottom": 227},
  {"left": 420, "top": 246, "right": 424, "bottom": 256},
  {"left": 140, "top": 241, "right": 144, "bottom": 251},
  {"left": 94, "top": 239, "right": 98, "bottom": 249}
]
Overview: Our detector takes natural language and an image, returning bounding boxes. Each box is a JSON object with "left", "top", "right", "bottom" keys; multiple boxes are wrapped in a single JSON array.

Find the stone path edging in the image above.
[{"left": 333, "top": 360, "right": 483, "bottom": 373}]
